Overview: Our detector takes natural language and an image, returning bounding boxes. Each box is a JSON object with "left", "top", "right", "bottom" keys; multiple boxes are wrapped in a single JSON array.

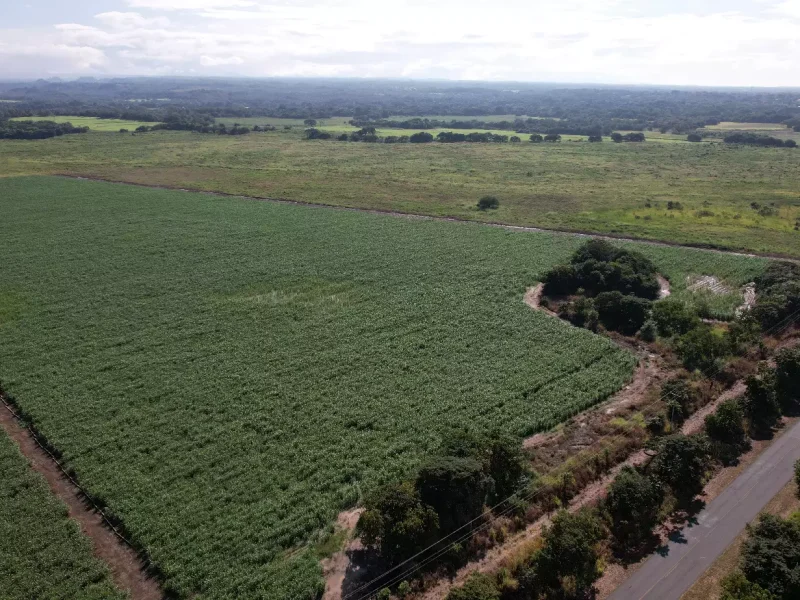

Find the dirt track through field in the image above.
[
  {"left": 61, "top": 176, "right": 799, "bottom": 263},
  {"left": 0, "top": 397, "right": 163, "bottom": 600}
]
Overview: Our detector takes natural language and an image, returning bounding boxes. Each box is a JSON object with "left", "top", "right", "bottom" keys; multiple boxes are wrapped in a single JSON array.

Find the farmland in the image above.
[
  {"left": 0, "top": 428, "right": 124, "bottom": 600},
  {"left": 0, "top": 126, "right": 798, "bottom": 256},
  {"left": 10, "top": 116, "right": 159, "bottom": 131},
  {"left": 0, "top": 176, "right": 766, "bottom": 598}
]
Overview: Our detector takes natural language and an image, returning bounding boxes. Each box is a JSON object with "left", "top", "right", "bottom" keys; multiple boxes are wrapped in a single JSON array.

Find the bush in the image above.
[
  {"left": 477, "top": 196, "right": 499, "bottom": 211},
  {"left": 794, "top": 459, "right": 800, "bottom": 497},
  {"left": 529, "top": 133, "right": 543, "bottom": 143},
  {"left": 409, "top": 131, "right": 434, "bottom": 143},
  {"left": 687, "top": 133, "right": 703, "bottom": 142},
  {"left": 446, "top": 573, "right": 501, "bottom": 600},
  {"left": 652, "top": 299, "right": 699, "bottom": 337},
  {"left": 721, "top": 571, "right": 774, "bottom": 600},
  {"left": 638, "top": 319, "right": 657, "bottom": 342}
]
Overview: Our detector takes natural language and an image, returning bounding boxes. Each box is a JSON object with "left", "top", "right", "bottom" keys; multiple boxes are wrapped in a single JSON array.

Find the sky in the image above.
[{"left": 1, "top": 0, "right": 799, "bottom": 86}]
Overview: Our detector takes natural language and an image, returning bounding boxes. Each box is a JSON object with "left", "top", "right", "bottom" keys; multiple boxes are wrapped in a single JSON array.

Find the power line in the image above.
[{"left": 345, "top": 308, "right": 800, "bottom": 599}]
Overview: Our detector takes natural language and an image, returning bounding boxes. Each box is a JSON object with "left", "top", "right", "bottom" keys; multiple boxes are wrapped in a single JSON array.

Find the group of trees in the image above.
[
  {"left": 724, "top": 133, "right": 797, "bottom": 148},
  {"left": 357, "top": 429, "right": 529, "bottom": 567},
  {"left": 0, "top": 120, "right": 88, "bottom": 139},
  {"left": 610, "top": 132, "right": 645, "bottom": 142},
  {"left": 721, "top": 511, "right": 800, "bottom": 599}
]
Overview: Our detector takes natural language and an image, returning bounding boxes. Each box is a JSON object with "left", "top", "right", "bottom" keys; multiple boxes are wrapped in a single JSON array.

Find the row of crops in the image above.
[{"left": 0, "top": 176, "right": 765, "bottom": 599}]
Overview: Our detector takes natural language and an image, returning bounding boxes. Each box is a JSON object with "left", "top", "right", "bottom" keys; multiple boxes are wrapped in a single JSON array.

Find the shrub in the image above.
[
  {"left": 720, "top": 571, "right": 774, "bottom": 600},
  {"left": 687, "top": 133, "right": 703, "bottom": 142},
  {"left": 638, "top": 319, "right": 657, "bottom": 342},
  {"left": 477, "top": 196, "right": 499, "bottom": 211},
  {"left": 794, "top": 459, "right": 800, "bottom": 497},
  {"left": 529, "top": 134, "right": 543, "bottom": 143},
  {"left": 446, "top": 573, "right": 501, "bottom": 600},
  {"left": 409, "top": 131, "right": 434, "bottom": 143}
]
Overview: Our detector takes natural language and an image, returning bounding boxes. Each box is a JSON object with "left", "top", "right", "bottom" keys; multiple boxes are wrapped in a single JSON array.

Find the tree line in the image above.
[{"left": 0, "top": 120, "right": 89, "bottom": 139}]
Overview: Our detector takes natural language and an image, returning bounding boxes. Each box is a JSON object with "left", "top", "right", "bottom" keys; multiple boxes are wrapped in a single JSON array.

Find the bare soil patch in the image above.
[{"left": 0, "top": 398, "right": 162, "bottom": 600}]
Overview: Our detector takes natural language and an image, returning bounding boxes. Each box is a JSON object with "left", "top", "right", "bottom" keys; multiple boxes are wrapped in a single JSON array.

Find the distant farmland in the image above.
[
  {"left": 10, "top": 116, "right": 158, "bottom": 131},
  {"left": 0, "top": 176, "right": 765, "bottom": 598}
]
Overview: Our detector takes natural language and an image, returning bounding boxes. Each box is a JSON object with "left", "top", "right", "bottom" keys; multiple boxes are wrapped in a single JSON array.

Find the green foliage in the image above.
[
  {"left": 0, "top": 177, "right": 765, "bottom": 598},
  {"left": 721, "top": 571, "right": 775, "bottom": 600},
  {"left": 795, "top": 460, "right": 800, "bottom": 498},
  {"left": 445, "top": 573, "right": 501, "bottom": 600},
  {"left": 740, "top": 514, "right": 800, "bottom": 599},
  {"left": 477, "top": 196, "right": 500, "bottom": 211},
  {"left": 649, "top": 435, "right": 711, "bottom": 507},
  {"left": 752, "top": 262, "right": 800, "bottom": 329},
  {"left": 594, "top": 291, "right": 652, "bottom": 335},
  {"left": 638, "top": 319, "right": 657, "bottom": 342},
  {"left": 605, "top": 467, "right": 663, "bottom": 551},
  {"left": 397, "top": 581, "right": 411, "bottom": 597},
  {"left": 0, "top": 432, "right": 124, "bottom": 600},
  {"left": 775, "top": 348, "right": 800, "bottom": 412},
  {"left": 651, "top": 299, "right": 699, "bottom": 337},
  {"left": 358, "top": 481, "right": 439, "bottom": 564},
  {"left": 535, "top": 509, "right": 607, "bottom": 596},
  {"left": 742, "top": 366, "right": 782, "bottom": 434},
  {"left": 417, "top": 456, "right": 491, "bottom": 533},
  {"left": 705, "top": 399, "right": 748, "bottom": 464},
  {"left": 677, "top": 325, "right": 729, "bottom": 372}
]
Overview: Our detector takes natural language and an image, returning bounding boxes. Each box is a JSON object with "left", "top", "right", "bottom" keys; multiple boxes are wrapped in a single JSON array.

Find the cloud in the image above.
[{"left": 1, "top": 0, "right": 800, "bottom": 85}]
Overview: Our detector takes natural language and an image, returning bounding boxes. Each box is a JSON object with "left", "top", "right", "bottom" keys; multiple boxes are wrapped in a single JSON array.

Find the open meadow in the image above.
[
  {"left": 0, "top": 126, "right": 798, "bottom": 257},
  {"left": 0, "top": 429, "right": 124, "bottom": 600},
  {"left": 10, "top": 115, "right": 159, "bottom": 131},
  {"left": 0, "top": 176, "right": 766, "bottom": 598}
]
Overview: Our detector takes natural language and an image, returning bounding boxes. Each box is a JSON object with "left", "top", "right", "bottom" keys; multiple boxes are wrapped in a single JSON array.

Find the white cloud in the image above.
[{"left": 1, "top": 0, "right": 799, "bottom": 84}]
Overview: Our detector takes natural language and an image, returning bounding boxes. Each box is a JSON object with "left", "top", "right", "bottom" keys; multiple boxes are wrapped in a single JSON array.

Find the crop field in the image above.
[
  {"left": 10, "top": 115, "right": 158, "bottom": 131},
  {"left": 703, "top": 122, "right": 789, "bottom": 131},
  {"left": 0, "top": 430, "right": 124, "bottom": 600},
  {"left": 1, "top": 128, "right": 799, "bottom": 256},
  {"left": 0, "top": 176, "right": 766, "bottom": 598}
]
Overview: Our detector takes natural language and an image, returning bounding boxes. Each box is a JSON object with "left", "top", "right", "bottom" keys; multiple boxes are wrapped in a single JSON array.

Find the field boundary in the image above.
[
  {"left": 0, "top": 389, "right": 164, "bottom": 600},
  {"left": 56, "top": 175, "right": 799, "bottom": 262}
]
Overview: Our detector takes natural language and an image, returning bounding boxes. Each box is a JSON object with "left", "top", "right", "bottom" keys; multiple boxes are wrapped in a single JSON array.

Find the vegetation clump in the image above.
[{"left": 477, "top": 196, "right": 500, "bottom": 211}]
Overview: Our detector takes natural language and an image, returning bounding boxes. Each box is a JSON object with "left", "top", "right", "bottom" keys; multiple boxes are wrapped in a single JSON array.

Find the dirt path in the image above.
[
  {"left": 523, "top": 284, "right": 558, "bottom": 317},
  {"left": 657, "top": 275, "right": 671, "bottom": 299},
  {"left": 62, "top": 176, "right": 799, "bottom": 263},
  {"left": 0, "top": 398, "right": 163, "bottom": 600},
  {"left": 681, "top": 381, "right": 746, "bottom": 436},
  {"left": 322, "top": 508, "right": 365, "bottom": 600}
]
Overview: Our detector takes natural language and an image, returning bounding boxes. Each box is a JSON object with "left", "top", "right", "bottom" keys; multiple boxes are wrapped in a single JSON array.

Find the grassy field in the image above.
[
  {"left": 0, "top": 176, "right": 765, "bottom": 599},
  {"left": 10, "top": 116, "right": 158, "bottom": 131},
  {"left": 0, "top": 430, "right": 124, "bottom": 600},
  {"left": 703, "top": 122, "right": 789, "bottom": 131},
  {"left": 1, "top": 128, "right": 798, "bottom": 256}
]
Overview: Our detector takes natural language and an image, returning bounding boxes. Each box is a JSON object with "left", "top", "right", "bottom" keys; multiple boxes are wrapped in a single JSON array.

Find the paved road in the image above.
[{"left": 609, "top": 419, "right": 800, "bottom": 600}]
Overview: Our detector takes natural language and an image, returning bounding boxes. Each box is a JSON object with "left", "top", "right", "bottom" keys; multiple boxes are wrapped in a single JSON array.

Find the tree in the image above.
[
  {"left": 486, "top": 433, "right": 529, "bottom": 502},
  {"left": 687, "top": 133, "right": 703, "bottom": 142},
  {"left": 594, "top": 291, "right": 652, "bottom": 335},
  {"left": 741, "top": 366, "right": 781, "bottom": 434},
  {"left": 543, "top": 133, "right": 561, "bottom": 142},
  {"left": 417, "top": 456, "right": 491, "bottom": 533},
  {"left": 357, "top": 481, "right": 439, "bottom": 564},
  {"left": 605, "top": 467, "right": 663, "bottom": 551},
  {"left": 611, "top": 132, "right": 623, "bottom": 143},
  {"left": 720, "top": 571, "right": 774, "bottom": 600},
  {"left": 785, "top": 139, "right": 798, "bottom": 148},
  {"left": 651, "top": 299, "right": 699, "bottom": 337},
  {"left": 303, "top": 118, "right": 317, "bottom": 127},
  {"left": 676, "top": 325, "right": 728, "bottom": 372},
  {"left": 409, "top": 131, "right": 434, "bottom": 143},
  {"left": 705, "top": 399, "right": 748, "bottom": 464},
  {"left": 588, "top": 134, "right": 603, "bottom": 142},
  {"left": 446, "top": 573, "right": 501, "bottom": 600},
  {"left": 477, "top": 196, "right": 499, "bottom": 210},
  {"left": 649, "top": 434, "right": 711, "bottom": 507},
  {"left": 535, "top": 509, "right": 606, "bottom": 596},
  {"left": 740, "top": 514, "right": 800, "bottom": 599},
  {"left": 510, "top": 136, "right": 521, "bottom": 143},
  {"left": 529, "top": 134, "right": 543, "bottom": 143},
  {"left": 775, "top": 348, "right": 800, "bottom": 412},
  {"left": 794, "top": 459, "right": 800, "bottom": 497}
]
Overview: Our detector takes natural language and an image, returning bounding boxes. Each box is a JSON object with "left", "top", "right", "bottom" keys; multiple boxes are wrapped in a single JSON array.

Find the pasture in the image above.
[
  {"left": 10, "top": 115, "right": 158, "bottom": 131},
  {"left": 0, "top": 430, "right": 124, "bottom": 600},
  {"left": 0, "top": 176, "right": 765, "bottom": 598},
  {"left": 0, "top": 128, "right": 798, "bottom": 256}
]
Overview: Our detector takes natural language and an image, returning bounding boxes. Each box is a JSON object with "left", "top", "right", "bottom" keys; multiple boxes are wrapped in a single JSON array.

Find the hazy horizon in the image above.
[{"left": 3, "top": 0, "right": 800, "bottom": 87}]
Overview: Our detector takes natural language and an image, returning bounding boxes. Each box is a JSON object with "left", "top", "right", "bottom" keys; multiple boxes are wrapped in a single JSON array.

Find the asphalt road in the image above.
[{"left": 608, "top": 418, "right": 800, "bottom": 600}]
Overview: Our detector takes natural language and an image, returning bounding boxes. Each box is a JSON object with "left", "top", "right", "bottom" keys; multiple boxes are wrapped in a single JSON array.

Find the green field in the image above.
[
  {"left": 703, "top": 122, "right": 789, "bottom": 131},
  {"left": 0, "top": 176, "right": 765, "bottom": 598},
  {"left": 10, "top": 116, "right": 158, "bottom": 131},
  {"left": 1, "top": 128, "right": 798, "bottom": 256},
  {"left": 0, "top": 430, "right": 124, "bottom": 600}
]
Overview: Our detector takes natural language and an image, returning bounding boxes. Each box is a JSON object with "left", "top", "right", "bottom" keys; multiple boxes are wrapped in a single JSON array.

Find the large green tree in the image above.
[
  {"left": 649, "top": 435, "right": 711, "bottom": 507},
  {"left": 605, "top": 467, "right": 664, "bottom": 551}
]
